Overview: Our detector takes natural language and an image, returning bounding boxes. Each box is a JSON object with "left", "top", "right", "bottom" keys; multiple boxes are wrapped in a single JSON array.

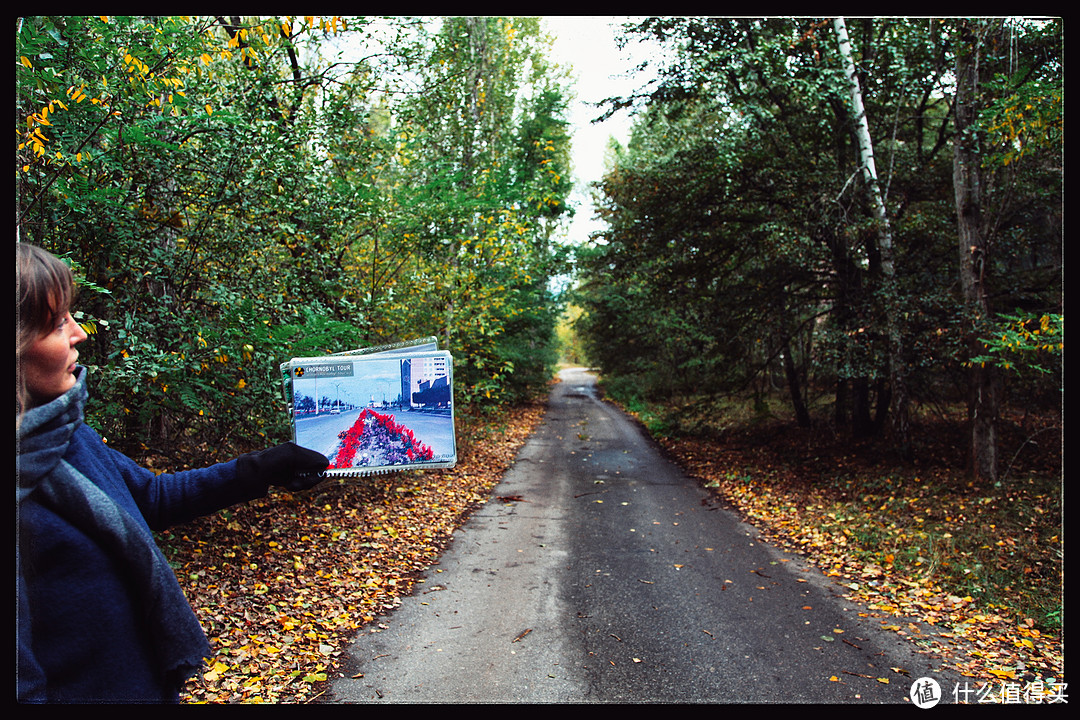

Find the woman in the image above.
[{"left": 16, "top": 243, "right": 329, "bottom": 703}]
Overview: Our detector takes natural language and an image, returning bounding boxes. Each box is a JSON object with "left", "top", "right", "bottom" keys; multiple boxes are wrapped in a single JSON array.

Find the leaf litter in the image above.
[
  {"left": 163, "top": 392, "right": 1062, "bottom": 702},
  {"left": 659, "top": 425, "right": 1063, "bottom": 689},
  {"left": 162, "top": 401, "right": 546, "bottom": 704}
]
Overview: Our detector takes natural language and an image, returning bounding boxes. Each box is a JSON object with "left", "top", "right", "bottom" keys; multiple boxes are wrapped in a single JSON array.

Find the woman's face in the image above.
[{"left": 23, "top": 309, "right": 88, "bottom": 406}]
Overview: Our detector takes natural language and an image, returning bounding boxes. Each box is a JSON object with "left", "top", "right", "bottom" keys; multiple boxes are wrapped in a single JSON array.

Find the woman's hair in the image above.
[{"left": 17, "top": 243, "right": 77, "bottom": 415}]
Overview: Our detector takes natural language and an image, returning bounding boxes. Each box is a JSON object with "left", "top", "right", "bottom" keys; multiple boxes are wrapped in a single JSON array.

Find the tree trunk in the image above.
[
  {"left": 833, "top": 17, "right": 911, "bottom": 457},
  {"left": 952, "top": 19, "right": 1000, "bottom": 483},
  {"left": 852, "top": 377, "right": 873, "bottom": 439},
  {"left": 782, "top": 341, "right": 812, "bottom": 428},
  {"left": 834, "top": 377, "right": 848, "bottom": 429},
  {"left": 872, "top": 376, "right": 892, "bottom": 435}
]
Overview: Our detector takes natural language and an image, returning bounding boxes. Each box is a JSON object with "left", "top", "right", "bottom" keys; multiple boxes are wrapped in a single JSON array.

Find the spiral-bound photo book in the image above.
[{"left": 280, "top": 337, "right": 457, "bottom": 477}]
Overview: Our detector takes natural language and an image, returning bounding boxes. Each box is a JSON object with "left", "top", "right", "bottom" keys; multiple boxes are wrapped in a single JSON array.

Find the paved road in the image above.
[{"left": 328, "top": 367, "right": 958, "bottom": 704}]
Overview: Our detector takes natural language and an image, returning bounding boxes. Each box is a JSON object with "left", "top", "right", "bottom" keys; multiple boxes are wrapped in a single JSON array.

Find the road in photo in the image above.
[
  {"left": 290, "top": 353, "right": 455, "bottom": 468},
  {"left": 295, "top": 409, "right": 456, "bottom": 464}
]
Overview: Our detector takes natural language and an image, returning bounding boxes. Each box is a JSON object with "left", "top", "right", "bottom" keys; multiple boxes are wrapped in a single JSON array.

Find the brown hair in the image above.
[{"left": 16, "top": 243, "right": 77, "bottom": 416}]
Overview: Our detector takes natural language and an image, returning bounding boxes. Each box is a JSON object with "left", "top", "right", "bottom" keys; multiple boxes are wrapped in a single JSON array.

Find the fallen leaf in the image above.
[
  {"left": 166, "top": 401, "right": 550, "bottom": 703},
  {"left": 496, "top": 495, "right": 527, "bottom": 503}
]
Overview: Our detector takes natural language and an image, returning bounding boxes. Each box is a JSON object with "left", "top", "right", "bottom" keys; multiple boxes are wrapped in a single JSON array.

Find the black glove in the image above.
[{"left": 236, "top": 442, "right": 330, "bottom": 492}]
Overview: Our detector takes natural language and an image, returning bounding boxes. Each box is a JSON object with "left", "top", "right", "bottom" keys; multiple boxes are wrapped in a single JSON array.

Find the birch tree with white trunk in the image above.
[{"left": 832, "top": 16, "right": 911, "bottom": 455}]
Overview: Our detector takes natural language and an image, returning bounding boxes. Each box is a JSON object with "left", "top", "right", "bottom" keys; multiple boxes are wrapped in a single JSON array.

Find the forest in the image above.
[
  {"left": 17, "top": 16, "right": 573, "bottom": 463},
  {"left": 574, "top": 17, "right": 1062, "bottom": 485},
  {"left": 16, "top": 17, "right": 1062, "bottom": 481}
]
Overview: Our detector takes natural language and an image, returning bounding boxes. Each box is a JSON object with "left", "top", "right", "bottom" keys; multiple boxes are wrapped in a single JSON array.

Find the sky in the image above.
[
  {"left": 541, "top": 16, "right": 660, "bottom": 245},
  {"left": 293, "top": 356, "right": 402, "bottom": 407}
]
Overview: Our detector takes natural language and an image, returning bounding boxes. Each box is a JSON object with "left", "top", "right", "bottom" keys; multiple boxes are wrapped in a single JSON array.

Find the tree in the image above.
[
  {"left": 387, "top": 17, "right": 574, "bottom": 405},
  {"left": 833, "top": 17, "right": 910, "bottom": 453},
  {"left": 950, "top": 17, "right": 1063, "bottom": 483},
  {"left": 577, "top": 94, "right": 830, "bottom": 419},
  {"left": 952, "top": 19, "right": 1001, "bottom": 483},
  {"left": 577, "top": 16, "right": 1061, "bottom": 471},
  {"left": 16, "top": 16, "right": 575, "bottom": 460},
  {"left": 582, "top": 18, "right": 899, "bottom": 430}
]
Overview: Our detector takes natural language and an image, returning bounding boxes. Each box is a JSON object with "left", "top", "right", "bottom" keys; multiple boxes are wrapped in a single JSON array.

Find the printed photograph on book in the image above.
[{"left": 289, "top": 352, "right": 456, "bottom": 473}]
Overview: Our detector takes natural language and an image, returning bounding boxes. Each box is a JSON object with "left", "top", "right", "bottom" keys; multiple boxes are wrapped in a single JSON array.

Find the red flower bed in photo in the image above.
[{"left": 330, "top": 408, "right": 435, "bottom": 469}]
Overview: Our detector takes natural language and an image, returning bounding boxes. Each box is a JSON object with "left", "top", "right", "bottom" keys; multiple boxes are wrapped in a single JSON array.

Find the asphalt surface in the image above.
[{"left": 327, "top": 367, "right": 959, "bottom": 704}]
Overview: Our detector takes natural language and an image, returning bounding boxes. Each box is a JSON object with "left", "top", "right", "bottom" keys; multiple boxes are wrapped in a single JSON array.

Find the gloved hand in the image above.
[{"left": 236, "top": 442, "right": 330, "bottom": 492}]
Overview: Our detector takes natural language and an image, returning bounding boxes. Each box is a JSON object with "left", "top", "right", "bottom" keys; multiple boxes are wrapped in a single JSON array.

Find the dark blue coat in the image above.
[{"left": 17, "top": 368, "right": 270, "bottom": 703}]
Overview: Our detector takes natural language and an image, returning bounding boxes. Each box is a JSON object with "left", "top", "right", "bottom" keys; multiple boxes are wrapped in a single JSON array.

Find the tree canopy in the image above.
[
  {"left": 574, "top": 17, "right": 1062, "bottom": 479},
  {"left": 16, "top": 15, "right": 575, "bottom": 461}
]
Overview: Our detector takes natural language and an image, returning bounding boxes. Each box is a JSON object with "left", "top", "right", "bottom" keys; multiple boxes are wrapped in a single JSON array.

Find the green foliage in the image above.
[
  {"left": 977, "top": 19, "right": 1063, "bottom": 168},
  {"left": 367, "top": 17, "right": 573, "bottom": 408},
  {"left": 575, "top": 17, "right": 1062, "bottom": 447},
  {"left": 970, "top": 312, "right": 1063, "bottom": 376},
  {"left": 17, "top": 16, "right": 573, "bottom": 462}
]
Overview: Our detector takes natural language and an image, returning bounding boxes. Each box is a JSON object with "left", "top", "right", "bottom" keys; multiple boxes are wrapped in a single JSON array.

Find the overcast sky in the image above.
[{"left": 542, "top": 16, "right": 659, "bottom": 245}]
